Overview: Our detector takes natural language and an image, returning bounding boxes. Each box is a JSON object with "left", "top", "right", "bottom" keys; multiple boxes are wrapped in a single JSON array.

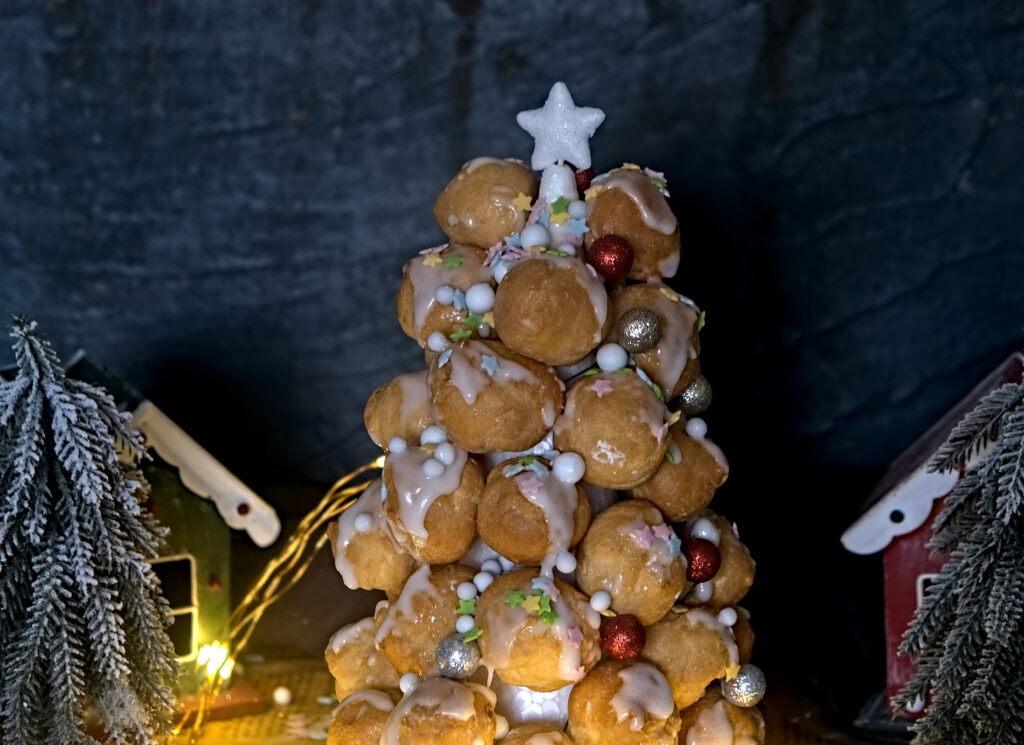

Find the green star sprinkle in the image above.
[
  {"left": 537, "top": 596, "right": 559, "bottom": 626},
  {"left": 442, "top": 254, "right": 465, "bottom": 269},
  {"left": 652, "top": 383, "right": 664, "bottom": 401},
  {"left": 504, "top": 589, "right": 526, "bottom": 608},
  {"left": 582, "top": 368, "right": 600, "bottom": 376},
  {"left": 449, "top": 327, "right": 472, "bottom": 342},
  {"left": 463, "top": 626, "right": 483, "bottom": 642},
  {"left": 550, "top": 196, "right": 570, "bottom": 214},
  {"left": 457, "top": 598, "right": 477, "bottom": 615},
  {"left": 518, "top": 455, "right": 536, "bottom": 466},
  {"left": 697, "top": 310, "right": 706, "bottom": 332},
  {"left": 465, "top": 311, "right": 483, "bottom": 329}
]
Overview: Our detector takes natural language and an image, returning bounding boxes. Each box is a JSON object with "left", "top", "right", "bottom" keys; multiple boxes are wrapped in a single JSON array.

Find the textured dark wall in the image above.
[{"left": 2, "top": 0, "right": 1023, "bottom": 720}]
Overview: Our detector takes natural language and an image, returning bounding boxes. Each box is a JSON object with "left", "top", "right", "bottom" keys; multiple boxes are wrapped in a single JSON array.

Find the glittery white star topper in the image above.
[{"left": 516, "top": 82, "right": 605, "bottom": 171}]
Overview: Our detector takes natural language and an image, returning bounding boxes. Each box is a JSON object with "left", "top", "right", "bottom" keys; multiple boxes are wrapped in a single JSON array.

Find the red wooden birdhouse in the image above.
[{"left": 842, "top": 352, "right": 1024, "bottom": 723}]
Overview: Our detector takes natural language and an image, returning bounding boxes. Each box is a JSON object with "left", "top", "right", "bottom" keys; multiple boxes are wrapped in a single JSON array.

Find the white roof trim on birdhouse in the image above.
[
  {"left": 840, "top": 465, "right": 958, "bottom": 555},
  {"left": 132, "top": 400, "right": 281, "bottom": 548}
]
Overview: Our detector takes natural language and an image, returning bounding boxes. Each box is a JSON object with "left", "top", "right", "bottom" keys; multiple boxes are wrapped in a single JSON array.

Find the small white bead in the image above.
[
  {"left": 465, "top": 283, "right": 495, "bottom": 314},
  {"left": 689, "top": 517, "right": 721, "bottom": 546},
  {"left": 557, "top": 242, "right": 576, "bottom": 256},
  {"left": 387, "top": 437, "right": 407, "bottom": 454},
  {"left": 555, "top": 551, "right": 577, "bottom": 574},
  {"left": 399, "top": 673, "right": 420, "bottom": 694},
  {"left": 685, "top": 417, "right": 708, "bottom": 440},
  {"left": 717, "top": 608, "right": 738, "bottom": 627},
  {"left": 457, "top": 582, "right": 478, "bottom": 601},
  {"left": 493, "top": 262, "right": 510, "bottom": 283},
  {"left": 422, "top": 458, "right": 445, "bottom": 478},
  {"left": 456, "top": 615, "right": 476, "bottom": 633},
  {"left": 427, "top": 332, "right": 449, "bottom": 352},
  {"left": 481, "top": 559, "right": 503, "bottom": 575},
  {"left": 551, "top": 452, "right": 585, "bottom": 484},
  {"left": 420, "top": 425, "right": 448, "bottom": 445},
  {"left": 695, "top": 581, "right": 714, "bottom": 603},
  {"left": 353, "top": 513, "right": 373, "bottom": 533},
  {"left": 435, "top": 285, "right": 455, "bottom": 305},
  {"left": 272, "top": 686, "right": 292, "bottom": 706},
  {"left": 568, "top": 200, "right": 587, "bottom": 219},
  {"left": 596, "top": 343, "right": 628, "bottom": 372},
  {"left": 589, "top": 591, "right": 611, "bottom": 612},
  {"left": 520, "top": 223, "right": 551, "bottom": 250},
  {"left": 434, "top": 442, "right": 456, "bottom": 466},
  {"left": 478, "top": 323, "right": 491, "bottom": 337},
  {"left": 473, "top": 571, "right": 494, "bottom": 592}
]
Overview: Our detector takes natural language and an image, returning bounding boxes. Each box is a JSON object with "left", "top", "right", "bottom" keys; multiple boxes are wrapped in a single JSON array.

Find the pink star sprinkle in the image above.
[
  {"left": 631, "top": 527, "right": 655, "bottom": 549},
  {"left": 655, "top": 422, "right": 670, "bottom": 443},
  {"left": 589, "top": 379, "right": 614, "bottom": 398},
  {"left": 652, "top": 524, "right": 674, "bottom": 541},
  {"left": 519, "top": 477, "right": 544, "bottom": 498},
  {"left": 643, "top": 167, "right": 665, "bottom": 180},
  {"left": 419, "top": 243, "right": 449, "bottom": 255},
  {"left": 483, "top": 242, "right": 505, "bottom": 267},
  {"left": 543, "top": 582, "right": 560, "bottom": 601},
  {"left": 567, "top": 626, "right": 583, "bottom": 648},
  {"left": 527, "top": 198, "right": 548, "bottom": 224}
]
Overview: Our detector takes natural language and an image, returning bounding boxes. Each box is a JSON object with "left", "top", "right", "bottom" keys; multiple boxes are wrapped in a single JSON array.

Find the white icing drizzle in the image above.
[
  {"left": 686, "top": 608, "right": 740, "bottom": 669},
  {"left": 593, "top": 169, "right": 677, "bottom": 235},
  {"left": 333, "top": 479, "right": 399, "bottom": 589},
  {"left": 406, "top": 245, "right": 493, "bottom": 335},
  {"left": 513, "top": 468, "right": 579, "bottom": 579},
  {"left": 699, "top": 436, "right": 730, "bottom": 475},
  {"left": 382, "top": 677, "right": 494, "bottom": 745},
  {"left": 609, "top": 663, "right": 676, "bottom": 731},
  {"left": 685, "top": 701, "right": 735, "bottom": 745},
  {"left": 657, "top": 248, "right": 681, "bottom": 278},
  {"left": 447, "top": 341, "right": 542, "bottom": 405},
  {"left": 375, "top": 565, "right": 437, "bottom": 648},
  {"left": 328, "top": 616, "right": 375, "bottom": 653},
  {"left": 386, "top": 444, "right": 468, "bottom": 542},
  {"left": 636, "top": 281, "right": 699, "bottom": 396},
  {"left": 541, "top": 255, "right": 608, "bottom": 344},
  {"left": 338, "top": 688, "right": 395, "bottom": 713},
  {"left": 394, "top": 370, "right": 431, "bottom": 426}
]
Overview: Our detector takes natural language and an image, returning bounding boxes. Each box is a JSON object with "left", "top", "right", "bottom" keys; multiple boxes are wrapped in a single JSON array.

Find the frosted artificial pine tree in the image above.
[
  {"left": 0, "top": 318, "right": 176, "bottom": 745},
  {"left": 895, "top": 374, "right": 1024, "bottom": 744}
]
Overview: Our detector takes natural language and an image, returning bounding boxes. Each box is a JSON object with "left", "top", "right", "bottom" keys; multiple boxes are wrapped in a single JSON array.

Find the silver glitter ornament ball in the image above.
[
  {"left": 435, "top": 633, "right": 481, "bottom": 680},
  {"left": 617, "top": 308, "right": 662, "bottom": 353},
  {"left": 721, "top": 664, "right": 766, "bottom": 708},
  {"left": 679, "top": 374, "right": 712, "bottom": 415}
]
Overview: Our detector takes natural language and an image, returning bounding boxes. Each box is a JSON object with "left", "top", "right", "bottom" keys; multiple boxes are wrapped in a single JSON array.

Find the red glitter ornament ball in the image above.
[
  {"left": 575, "top": 167, "right": 595, "bottom": 192},
  {"left": 600, "top": 614, "right": 646, "bottom": 660},
  {"left": 684, "top": 538, "right": 722, "bottom": 583},
  {"left": 587, "top": 235, "right": 634, "bottom": 283}
]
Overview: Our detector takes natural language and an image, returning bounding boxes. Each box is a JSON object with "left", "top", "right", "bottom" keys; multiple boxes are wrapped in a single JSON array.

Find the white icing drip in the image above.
[
  {"left": 609, "top": 663, "right": 676, "bottom": 731},
  {"left": 699, "top": 436, "right": 730, "bottom": 476},
  {"left": 338, "top": 688, "right": 395, "bottom": 713},
  {"left": 686, "top": 608, "right": 740, "bottom": 669},
  {"left": 406, "top": 245, "right": 493, "bottom": 335},
  {"left": 542, "top": 402, "right": 556, "bottom": 429},
  {"left": 386, "top": 445, "right": 468, "bottom": 541},
  {"left": 593, "top": 169, "right": 677, "bottom": 234},
  {"left": 328, "top": 616, "right": 375, "bottom": 653},
  {"left": 513, "top": 469, "right": 578, "bottom": 579},
  {"left": 622, "top": 517, "right": 682, "bottom": 583},
  {"left": 447, "top": 341, "right": 542, "bottom": 405},
  {"left": 382, "top": 678, "right": 492, "bottom": 745},
  {"left": 636, "top": 282, "right": 699, "bottom": 396},
  {"left": 394, "top": 370, "right": 431, "bottom": 427},
  {"left": 657, "top": 248, "right": 681, "bottom": 278},
  {"left": 685, "top": 701, "right": 735, "bottom": 745},
  {"left": 333, "top": 480, "right": 400, "bottom": 589},
  {"left": 375, "top": 565, "right": 437, "bottom": 647}
]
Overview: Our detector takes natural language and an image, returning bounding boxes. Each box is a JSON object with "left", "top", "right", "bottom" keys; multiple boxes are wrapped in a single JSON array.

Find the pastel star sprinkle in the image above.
[
  {"left": 482, "top": 311, "right": 495, "bottom": 326},
  {"left": 697, "top": 310, "right": 706, "bottom": 331},
  {"left": 568, "top": 218, "right": 589, "bottom": 237},
  {"left": 643, "top": 167, "right": 666, "bottom": 181},
  {"left": 449, "top": 327, "right": 471, "bottom": 342},
  {"left": 457, "top": 598, "right": 477, "bottom": 615},
  {"left": 584, "top": 184, "right": 604, "bottom": 200},
  {"left": 666, "top": 410, "right": 682, "bottom": 426},
  {"left": 519, "top": 476, "right": 544, "bottom": 498},
  {"left": 504, "top": 589, "right": 526, "bottom": 608},
  {"left": 668, "top": 535, "right": 682, "bottom": 553},
  {"left": 516, "top": 82, "right": 605, "bottom": 171},
  {"left": 480, "top": 354, "right": 499, "bottom": 376},
  {"left": 567, "top": 626, "right": 584, "bottom": 648},
  {"left": 484, "top": 242, "right": 505, "bottom": 266},
  {"left": 652, "top": 524, "right": 675, "bottom": 541},
  {"left": 589, "top": 379, "right": 614, "bottom": 398},
  {"left": 513, "top": 192, "right": 533, "bottom": 211},
  {"left": 655, "top": 421, "right": 670, "bottom": 442},
  {"left": 631, "top": 527, "right": 655, "bottom": 549},
  {"left": 527, "top": 197, "right": 548, "bottom": 225},
  {"left": 548, "top": 211, "right": 569, "bottom": 225},
  {"left": 621, "top": 162, "right": 641, "bottom": 171},
  {"left": 438, "top": 348, "right": 453, "bottom": 367},
  {"left": 442, "top": 254, "right": 465, "bottom": 269},
  {"left": 523, "top": 594, "right": 541, "bottom": 613},
  {"left": 550, "top": 196, "right": 570, "bottom": 214},
  {"left": 422, "top": 254, "right": 443, "bottom": 268},
  {"left": 660, "top": 286, "right": 680, "bottom": 302}
]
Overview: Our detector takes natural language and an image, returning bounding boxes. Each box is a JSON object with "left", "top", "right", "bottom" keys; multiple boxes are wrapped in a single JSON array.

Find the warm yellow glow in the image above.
[
  {"left": 197, "top": 642, "right": 230, "bottom": 678},
  {"left": 374, "top": 454, "right": 386, "bottom": 468}
]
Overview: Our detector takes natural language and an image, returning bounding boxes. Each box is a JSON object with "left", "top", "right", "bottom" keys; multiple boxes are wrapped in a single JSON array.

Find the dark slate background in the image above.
[{"left": 2, "top": 0, "right": 1023, "bottom": 726}]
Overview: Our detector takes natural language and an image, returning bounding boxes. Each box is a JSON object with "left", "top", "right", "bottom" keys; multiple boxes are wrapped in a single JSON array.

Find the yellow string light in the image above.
[{"left": 168, "top": 456, "right": 384, "bottom": 743}]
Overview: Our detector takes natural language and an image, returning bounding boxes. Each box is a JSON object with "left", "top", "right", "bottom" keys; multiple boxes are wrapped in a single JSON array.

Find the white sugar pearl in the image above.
[
  {"left": 590, "top": 591, "right": 611, "bottom": 612},
  {"left": 555, "top": 551, "right": 577, "bottom": 574},
  {"left": 353, "top": 513, "right": 373, "bottom": 533},
  {"left": 457, "top": 582, "right": 478, "bottom": 601},
  {"left": 493, "top": 261, "right": 510, "bottom": 283},
  {"left": 478, "top": 323, "right": 491, "bottom": 337},
  {"left": 434, "top": 442, "right": 456, "bottom": 466},
  {"left": 551, "top": 452, "right": 585, "bottom": 484},
  {"left": 495, "top": 715, "right": 509, "bottom": 740},
  {"left": 387, "top": 437, "right": 407, "bottom": 454},
  {"left": 596, "top": 343, "right": 628, "bottom": 372},
  {"left": 717, "top": 608, "right": 738, "bottom": 627},
  {"left": 481, "top": 559, "right": 502, "bottom": 575},
  {"left": 473, "top": 571, "right": 494, "bottom": 592},
  {"left": 435, "top": 285, "right": 455, "bottom": 305},
  {"left": 685, "top": 417, "right": 708, "bottom": 440},
  {"left": 427, "top": 332, "right": 449, "bottom": 352},
  {"left": 689, "top": 517, "right": 721, "bottom": 546},
  {"left": 272, "top": 686, "right": 293, "bottom": 706},
  {"left": 695, "top": 581, "right": 714, "bottom": 603},
  {"left": 520, "top": 223, "right": 550, "bottom": 249},
  {"left": 466, "top": 283, "right": 495, "bottom": 314},
  {"left": 456, "top": 615, "right": 476, "bottom": 633},
  {"left": 568, "top": 200, "right": 587, "bottom": 219},
  {"left": 422, "top": 458, "right": 445, "bottom": 478},
  {"left": 557, "top": 243, "right": 576, "bottom": 256},
  {"left": 399, "top": 673, "right": 420, "bottom": 694},
  {"left": 420, "top": 425, "right": 448, "bottom": 445}
]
